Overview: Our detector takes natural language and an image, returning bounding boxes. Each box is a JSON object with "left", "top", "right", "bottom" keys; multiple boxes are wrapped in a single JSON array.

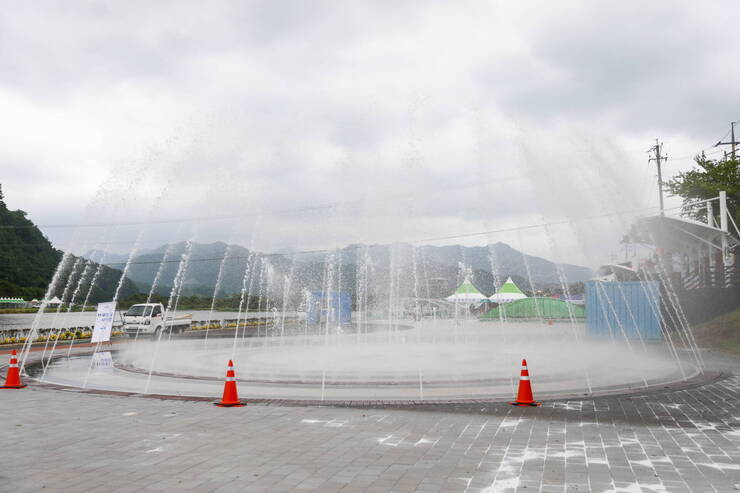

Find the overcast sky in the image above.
[{"left": 2, "top": 1, "right": 739, "bottom": 267}]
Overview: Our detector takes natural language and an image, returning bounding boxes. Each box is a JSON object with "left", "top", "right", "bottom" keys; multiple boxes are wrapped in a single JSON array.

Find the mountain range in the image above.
[{"left": 91, "top": 241, "right": 592, "bottom": 301}]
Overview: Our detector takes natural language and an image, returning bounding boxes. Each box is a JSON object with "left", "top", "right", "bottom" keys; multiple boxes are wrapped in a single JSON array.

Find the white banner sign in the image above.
[{"left": 91, "top": 301, "right": 116, "bottom": 343}]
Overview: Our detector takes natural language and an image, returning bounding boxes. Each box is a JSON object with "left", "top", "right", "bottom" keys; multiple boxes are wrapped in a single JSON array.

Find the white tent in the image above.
[
  {"left": 445, "top": 277, "right": 488, "bottom": 303},
  {"left": 45, "top": 296, "right": 63, "bottom": 307},
  {"left": 488, "top": 277, "right": 527, "bottom": 303}
]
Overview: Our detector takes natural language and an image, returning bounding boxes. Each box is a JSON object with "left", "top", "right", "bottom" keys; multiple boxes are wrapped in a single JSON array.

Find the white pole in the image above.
[{"left": 719, "top": 191, "right": 730, "bottom": 276}]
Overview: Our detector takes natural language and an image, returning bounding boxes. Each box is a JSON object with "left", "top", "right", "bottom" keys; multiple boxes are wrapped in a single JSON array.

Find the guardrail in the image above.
[
  {"left": 1, "top": 315, "right": 304, "bottom": 345},
  {"left": 190, "top": 316, "right": 301, "bottom": 331}
]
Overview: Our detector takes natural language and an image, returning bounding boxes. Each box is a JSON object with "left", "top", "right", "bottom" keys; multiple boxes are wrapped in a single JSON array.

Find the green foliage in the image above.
[
  {"left": 120, "top": 293, "right": 268, "bottom": 311},
  {"left": 0, "top": 184, "right": 140, "bottom": 302},
  {"left": 79, "top": 261, "right": 139, "bottom": 304},
  {"left": 0, "top": 279, "right": 45, "bottom": 298},
  {"left": 665, "top": 155, "right": 739, "bottom": 226},
  {"left": 120, "top": 292, "right": 169, "bottom": 307},
  {"left": 0, "top": 195, "right": 63, "bottom": 291}
]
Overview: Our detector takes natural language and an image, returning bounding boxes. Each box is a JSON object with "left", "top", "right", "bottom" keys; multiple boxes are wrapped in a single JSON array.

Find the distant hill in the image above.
[
  {"left": 100, "top": 240, "right": 591, "bottom": 301},
  {"left": 0, "top": 185, "right": 138, "bottom": 302}
]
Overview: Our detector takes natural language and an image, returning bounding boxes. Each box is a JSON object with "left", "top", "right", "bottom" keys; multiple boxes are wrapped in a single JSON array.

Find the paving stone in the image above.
[{"left": 2, "top": 350, "right": 740, "bottom": 491}]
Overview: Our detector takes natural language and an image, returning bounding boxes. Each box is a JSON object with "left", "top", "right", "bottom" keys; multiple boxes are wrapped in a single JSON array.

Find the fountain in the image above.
[
  {"left": 28, "top": 236, "right": 702, "bottom": 403},
  {"left": 18, "top": 128, "right": 709, "bottom": 405}
]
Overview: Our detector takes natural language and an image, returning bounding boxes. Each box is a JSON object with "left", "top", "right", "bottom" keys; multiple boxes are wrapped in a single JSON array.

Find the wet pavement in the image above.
[
  {"left": 30, "top": 324, "right": 700, "bottom": 403},
  {"left": 1, "top": 350, "right": 739, "bottom": 492}
]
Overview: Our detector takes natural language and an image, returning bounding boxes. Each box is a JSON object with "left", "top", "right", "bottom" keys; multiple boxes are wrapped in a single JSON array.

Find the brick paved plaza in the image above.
[{"left": 2, "top": 351, "right": 740, "bottom": 492}]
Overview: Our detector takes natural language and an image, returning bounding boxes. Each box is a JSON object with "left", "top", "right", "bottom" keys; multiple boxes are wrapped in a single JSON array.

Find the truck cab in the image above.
[{"left": 123, "top": 303, "right": 192, "bottom": 337}]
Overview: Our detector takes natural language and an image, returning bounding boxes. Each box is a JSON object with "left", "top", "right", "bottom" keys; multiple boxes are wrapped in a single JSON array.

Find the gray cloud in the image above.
[
  {"left": 1, "top": 1, "right": 737, "bottom": 266},
  {"left": 485, "top": 2, "right": 740, "bottom": 138}
]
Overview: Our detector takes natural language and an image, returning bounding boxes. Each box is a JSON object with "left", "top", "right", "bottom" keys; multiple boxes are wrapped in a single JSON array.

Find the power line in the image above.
[
  {"left": 714, "top": 121, "right": 738, "bottom": 160},
  {"left": 670, "top": 122, "right": 740, "bottom": 161},
  {"left": 670, "top": 147, "right": 724, "bottom": 161},
  {"left": 99, "top": 202, "right": 674, "bottom": 268},
  {"left": 0, "top": 172, "right": 526, "bottom": 231},
  {"left": 0, "top": 202, "right": 342, "bottom": 230}
]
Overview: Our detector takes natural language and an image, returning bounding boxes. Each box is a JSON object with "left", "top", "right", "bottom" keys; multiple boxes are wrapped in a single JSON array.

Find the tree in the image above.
[
  {"left": 665, "top": 154, "right": 739, "bottom": 227},
  {"left": 0, "top": 185, "right": 141, "bottom": 300}
]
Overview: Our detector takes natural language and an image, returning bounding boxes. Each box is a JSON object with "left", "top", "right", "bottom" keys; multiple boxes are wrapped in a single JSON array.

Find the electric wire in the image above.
[{"left": 99, "top": 202, "right": 683, "bottom": 268}]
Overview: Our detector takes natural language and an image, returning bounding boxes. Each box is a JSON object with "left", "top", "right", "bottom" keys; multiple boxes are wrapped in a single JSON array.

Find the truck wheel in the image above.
[{"left": 154, "top": 327, "right": 162, "bottom": 338}]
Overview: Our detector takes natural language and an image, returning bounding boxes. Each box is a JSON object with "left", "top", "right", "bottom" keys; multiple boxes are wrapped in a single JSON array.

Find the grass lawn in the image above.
[{"left": 693, "top": 307, "right": 740, "bottom": 354}]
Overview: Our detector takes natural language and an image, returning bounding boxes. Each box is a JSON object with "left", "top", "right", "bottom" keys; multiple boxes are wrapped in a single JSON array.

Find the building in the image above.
[{"left": 626, "top": 191, "right": 739, "bottom": 324}]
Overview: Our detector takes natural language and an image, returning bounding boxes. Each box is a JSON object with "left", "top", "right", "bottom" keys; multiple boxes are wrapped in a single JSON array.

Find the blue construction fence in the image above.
[
  {"left": 307, "top": 291, "right": 352, "bottom": 324},
  {"left": 585, "top": 281, "right": 663, "bottom": 341}
]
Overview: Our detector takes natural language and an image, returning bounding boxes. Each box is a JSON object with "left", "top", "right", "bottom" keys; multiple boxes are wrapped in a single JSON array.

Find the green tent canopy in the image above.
[
  {"left": 0, "top": 297, "right": 25, "bottom": 304},
  {"left": 488, "top": 277, "right": 527, "bottom": 303},
  {"left": 446, "top": 277, "right": 488, "bottom": 303},
  {"left": 480, "top": 297, "right": 585, "bottom": 320}
]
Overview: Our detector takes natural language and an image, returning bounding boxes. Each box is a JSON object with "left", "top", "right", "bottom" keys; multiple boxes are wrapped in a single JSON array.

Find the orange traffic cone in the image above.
[
  {"left": 214, "top": 359, "right": 245, "bottom": 407},
  {"left": 509, "top": 358, "right": 540, "bottom": 406},
  {"left": 2, "top": 350, "right": 26, "bottom": 389}
]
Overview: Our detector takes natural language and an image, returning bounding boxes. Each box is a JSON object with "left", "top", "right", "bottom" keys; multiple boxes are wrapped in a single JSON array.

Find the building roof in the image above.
[{"left": 632, "top": 215, "right": 739, "bottom": 253}]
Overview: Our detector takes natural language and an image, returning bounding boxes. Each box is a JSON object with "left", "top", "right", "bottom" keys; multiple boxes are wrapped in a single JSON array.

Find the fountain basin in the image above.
[{"left": 33, "top": 321, "right": 699, "bottom": 402}]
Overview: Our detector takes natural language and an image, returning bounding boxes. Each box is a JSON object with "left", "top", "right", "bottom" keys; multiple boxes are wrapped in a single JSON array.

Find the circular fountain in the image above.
[{"left": 35, "top": 319, "right": 699, "bottom": 403}]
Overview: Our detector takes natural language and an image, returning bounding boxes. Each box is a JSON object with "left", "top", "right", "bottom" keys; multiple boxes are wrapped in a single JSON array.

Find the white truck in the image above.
[{"left": 122, "top": 303, "right": 192, "bottom": 338}]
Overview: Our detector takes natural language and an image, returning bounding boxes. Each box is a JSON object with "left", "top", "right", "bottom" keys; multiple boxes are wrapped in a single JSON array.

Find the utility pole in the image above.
[
  {"left": 715, "top": 121, "right": 738, "bottom": 160},
  {"left": 648, "top": 139, "right": 667, "bottom": 216}
]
